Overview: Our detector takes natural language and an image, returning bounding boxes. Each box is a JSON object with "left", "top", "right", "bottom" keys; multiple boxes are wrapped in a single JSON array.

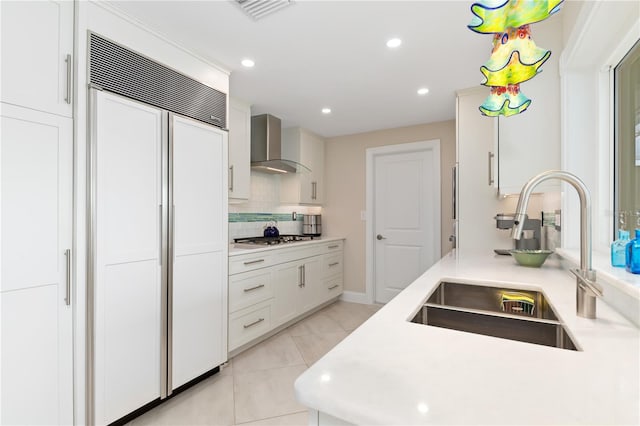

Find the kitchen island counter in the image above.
[{"left": 294, "top": 249, "right": 640, "bottom": 425}]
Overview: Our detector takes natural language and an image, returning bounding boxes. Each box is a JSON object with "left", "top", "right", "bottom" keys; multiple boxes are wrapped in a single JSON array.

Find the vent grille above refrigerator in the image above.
[
  {"left": 89, "top": 33, "right": 226, "bottom": 129},
  {"left": 235, "top": 0, "right": 294, "bottom": 20}
]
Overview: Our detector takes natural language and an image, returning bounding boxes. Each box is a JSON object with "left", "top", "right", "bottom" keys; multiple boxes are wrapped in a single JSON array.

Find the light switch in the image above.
[{"left": 360, "top": 210, "right": 366, "bottom": 221}]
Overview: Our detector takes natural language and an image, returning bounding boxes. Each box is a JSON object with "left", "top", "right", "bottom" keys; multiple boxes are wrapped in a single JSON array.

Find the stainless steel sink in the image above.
[
  {"left": 411, "top": 281, "right": 579, "bottom": 351},
  {"left": 426, "top": 281, "right": 558, "bottom": 320}
]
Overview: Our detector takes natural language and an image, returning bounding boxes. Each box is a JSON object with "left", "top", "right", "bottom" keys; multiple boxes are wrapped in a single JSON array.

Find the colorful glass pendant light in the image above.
[
  {"left": 469, "top": 0, "right": 563, "bottom": 117},
  {"left": 480, "top": 84, "right": 531, "bottom": 117},
  {"left": 469, "top": 0, "right": 563, "bottom": 34}
]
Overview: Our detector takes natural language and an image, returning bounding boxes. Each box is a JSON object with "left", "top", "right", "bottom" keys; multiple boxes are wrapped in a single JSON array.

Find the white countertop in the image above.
[
  {"left": 229, "top": 236, "right": 345, "bottom": 257},
  {"left": 294, "top": 250, "right": 640, "bottom": 425}
]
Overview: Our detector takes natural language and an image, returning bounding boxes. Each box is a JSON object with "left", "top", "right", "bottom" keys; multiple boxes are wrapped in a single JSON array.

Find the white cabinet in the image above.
[
  {"left": 228, "top": 97, "right": 251, "bottom": 202},
  {"left": 281, "top": 127, "right": 325, "bottom": 205},
  {"left": 456, "top": 82, "right": 561, "bottom": 250},
  {"left": 456, "top": 86, "right": 504, "bottom": 251},
  {"left": 228, "top": 260, "right": 275, "bottom": 351},
  {"left": 1, "top": 3, "right": 74, "bottom": 421},
  {"left": 229, "top": 268, "right": 274, "bottom": 313},
  {"left": 1, "top": 0, "right": 73, "bottom": 117},
  {"left": 229, "top": 300, "right": 273, "bottom": 351},
  {"left": 271, "top": 256, "right": 321, "bottom": 327},
  {"left": 321, "top": 246, "right": 344, "bottom": 304},
  {"left": 1, "top": 104, "right": 74, "bottom": 425},
  {"left": 228, "top": 241, "right": 343, "bottom": 353}
]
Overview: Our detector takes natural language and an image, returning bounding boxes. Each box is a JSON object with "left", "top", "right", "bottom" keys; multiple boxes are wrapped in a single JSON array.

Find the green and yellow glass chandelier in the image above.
[{"left": 468, "top": 0, "right": 563, "bottom": 117}]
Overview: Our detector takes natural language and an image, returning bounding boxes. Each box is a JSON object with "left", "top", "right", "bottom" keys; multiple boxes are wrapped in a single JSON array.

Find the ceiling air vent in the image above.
[{"left": 235, "top": 0, "right": 294, "bottom": 20}]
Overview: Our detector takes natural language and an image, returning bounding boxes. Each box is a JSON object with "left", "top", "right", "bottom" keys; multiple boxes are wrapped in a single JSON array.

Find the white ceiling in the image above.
[{"left": 108, "top": 0, "right": 491, "bottom": 137}]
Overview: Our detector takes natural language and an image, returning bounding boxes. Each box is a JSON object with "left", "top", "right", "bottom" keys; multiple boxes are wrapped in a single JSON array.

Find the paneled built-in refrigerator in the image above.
[{"left": 88, "top": 34, "right": 228, "bottom": 425}]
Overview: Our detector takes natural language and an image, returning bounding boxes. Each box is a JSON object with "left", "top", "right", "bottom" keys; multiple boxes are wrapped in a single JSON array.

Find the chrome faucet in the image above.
[{"left": 510, "top": 170, "right": 603, "bottom": 319}]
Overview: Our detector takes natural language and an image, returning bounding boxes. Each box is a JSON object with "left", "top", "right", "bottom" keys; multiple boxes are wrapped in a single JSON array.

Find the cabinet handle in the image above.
[
  {"left": 328, "top": 284, "right": 339, "bottom": 290},
  {"left": 171, "top": 205, "right": 176, "bottom": 263},
  {"left": 159, "top": 205, "right": 163, "bottom": 265},
  {"left": 243, "top": 284, "right": 265, "bottom": 293},
  {"left": 328, "top": 245, "right": 339, "bottom": 249},
  {"left": 328, "top": 262, "right": 339, "bottom": 267},
  {"left": 64, "top": 249, "right": 71, "bottom": 305},
  {"left": 487, "top": 152, "right": 494, "bottom": 186},
  {"left": 65, "top": 54, "right": 72, "bottom": 104},
  {"left": 243, "top": 318, "right": 264, "bottom": 329},
  {"left": 298, "top": 265, "right": 304, "bottom": 287},
  {"left": 244, "top": 259, "right": 265, "bottom": 265},
  {"left": 302, "top": 264, "right": 306, "bottom": 286},
  {"left": 311, "top": 181, "right": 317, "bottom": 200},
  {"left": 229, "top": 165, "right": 234, "bottom": 192},
  {"left": 452, "top": 165, "right": 457, "bottom": 220}
]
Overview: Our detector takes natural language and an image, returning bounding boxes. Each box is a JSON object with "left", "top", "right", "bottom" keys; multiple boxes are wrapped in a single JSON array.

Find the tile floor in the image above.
[{"left": 129, "top": 301, "right": 381, "bottom": 426}]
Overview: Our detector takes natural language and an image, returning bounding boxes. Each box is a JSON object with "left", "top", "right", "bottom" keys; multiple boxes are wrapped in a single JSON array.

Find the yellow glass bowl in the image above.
[{"left": 509, "top": 249, "right": 554, "bottom": 267}]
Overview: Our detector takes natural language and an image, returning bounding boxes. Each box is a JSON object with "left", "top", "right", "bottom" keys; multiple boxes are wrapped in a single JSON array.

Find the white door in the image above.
[
  {"left": 0, "top": 0, "right": 73, "bottom": 117},
  {"left": 1, "top": 104, "right": 73, "bottom": 425},
  {"left": 370, "top": 141, "right": 441, "bottom": 304},
  {"left": 171, "top": 114, "right": 227, "bottom": 390},
  {"left": 93, "top": 91, "right": 164, "bottom": 424}
]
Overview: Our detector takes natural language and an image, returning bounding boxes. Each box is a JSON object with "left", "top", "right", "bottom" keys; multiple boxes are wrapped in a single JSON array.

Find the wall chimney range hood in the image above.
[{"left": 251, "top": 114, "right": 310, "bottom": 174}]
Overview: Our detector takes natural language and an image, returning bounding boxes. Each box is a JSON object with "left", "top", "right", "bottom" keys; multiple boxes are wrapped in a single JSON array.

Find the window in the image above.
[{"left": 614, "top": 40, "right": 640, "bottom": 233}]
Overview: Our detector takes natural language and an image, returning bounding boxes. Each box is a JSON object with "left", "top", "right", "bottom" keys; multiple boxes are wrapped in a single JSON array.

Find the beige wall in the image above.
[{"left": 323, "top": 120, "right": 456, "bottom": 294}]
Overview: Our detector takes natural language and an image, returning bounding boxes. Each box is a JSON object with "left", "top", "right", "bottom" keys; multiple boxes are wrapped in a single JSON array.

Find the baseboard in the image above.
[{"left": 340, "top": 291, "right": 371, "bottom": 304}]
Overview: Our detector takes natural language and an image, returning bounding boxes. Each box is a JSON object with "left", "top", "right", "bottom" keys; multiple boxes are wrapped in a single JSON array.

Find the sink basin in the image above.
[
  {"left": 411, "top": 280, "right": 579, "bottom": 351},
  {"left": 426, "top": 281, "right": 558, "bottom": 320}
]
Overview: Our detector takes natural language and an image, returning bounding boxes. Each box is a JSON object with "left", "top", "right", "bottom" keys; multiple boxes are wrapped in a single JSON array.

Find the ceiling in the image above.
[{"left": 108, "top": 1, "right": 491, "bottom": 137}]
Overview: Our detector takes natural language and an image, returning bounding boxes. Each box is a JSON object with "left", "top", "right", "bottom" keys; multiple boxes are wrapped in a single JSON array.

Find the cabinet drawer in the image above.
[
  {"left": 229, "top": 269, "right": 274, "bottom": 313},
  {"left": 229, "top": 252, "right": 273, "bottom": 275},
  {"left": 322, "top": 277, "right": 343, "bottom": 304},
  {"left": 323, "top": 253, "right": 343, "bottom": 278},
  {"left": 229, "top": 302, "right": 272, "bottom": 351},
  {"left": 323, "top": 241, "right": 343, "bottom": 253},
  {"left": 272, "top": 245, "right": 322, "bottom": 265}
]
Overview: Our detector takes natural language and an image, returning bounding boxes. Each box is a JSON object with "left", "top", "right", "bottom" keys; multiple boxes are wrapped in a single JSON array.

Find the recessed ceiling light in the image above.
[
  {"left": 322, "top": 108, "right": 331, "bottom": 114},
  {"left": 241, "top": 58, "right": 255, "bottom": 68},
  {"left": 386, "top": 38, "right": 402, "bottom": 48},
  {"left": 417, "top": 87, "right": 429, "bottom": 95}
]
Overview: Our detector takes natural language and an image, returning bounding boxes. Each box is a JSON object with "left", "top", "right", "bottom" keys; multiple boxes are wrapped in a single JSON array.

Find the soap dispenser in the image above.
[{"left": 611, "top": 212, "right": 630, "bottom": 267}]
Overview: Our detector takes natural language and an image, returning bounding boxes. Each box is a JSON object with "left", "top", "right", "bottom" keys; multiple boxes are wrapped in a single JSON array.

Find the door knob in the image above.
[{"left": 376, "top": 234, "right": 386, "bottom": 240}]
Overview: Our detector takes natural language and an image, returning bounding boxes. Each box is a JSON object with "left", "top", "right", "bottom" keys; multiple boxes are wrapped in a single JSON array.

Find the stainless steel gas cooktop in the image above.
[{"left": 234, "top": 235, "right": 315, "bottom": 246}]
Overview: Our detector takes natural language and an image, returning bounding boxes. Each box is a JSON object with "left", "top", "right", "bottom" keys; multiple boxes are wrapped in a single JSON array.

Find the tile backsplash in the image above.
[
  {"left": 228, "top": 171, "right": 321, "bottom": 241},
  {"left": 229, "top": 215, "right": 304, "bottom": 241}
]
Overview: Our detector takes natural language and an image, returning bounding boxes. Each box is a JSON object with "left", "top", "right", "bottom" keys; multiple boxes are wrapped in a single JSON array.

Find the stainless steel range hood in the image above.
[{"left": 251, "top": 114, "right": 310, "bottom": 174}]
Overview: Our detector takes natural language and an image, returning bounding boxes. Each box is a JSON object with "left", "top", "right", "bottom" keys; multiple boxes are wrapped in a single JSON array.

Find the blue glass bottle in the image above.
[
  {"left": 611, "top": 229, "right": 631, "bottom": 267},
  {"left": 626, "top": 229, "right": 640, "bottom": 274}
]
